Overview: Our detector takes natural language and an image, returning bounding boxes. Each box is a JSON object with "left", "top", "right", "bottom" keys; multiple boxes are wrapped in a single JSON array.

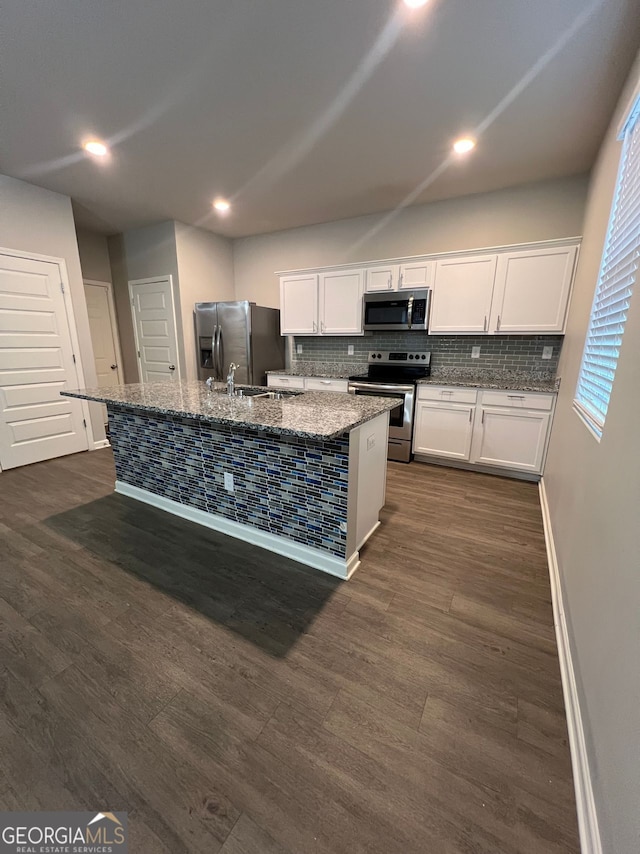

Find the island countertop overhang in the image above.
[{"left": 61, "top": 380, "right": 396, "bottom": 440}]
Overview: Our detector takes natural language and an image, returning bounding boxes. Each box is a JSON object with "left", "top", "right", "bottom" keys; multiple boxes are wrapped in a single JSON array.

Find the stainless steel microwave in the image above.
[{"left": 363, "top": 289, "right": 430, "bottom": 331}]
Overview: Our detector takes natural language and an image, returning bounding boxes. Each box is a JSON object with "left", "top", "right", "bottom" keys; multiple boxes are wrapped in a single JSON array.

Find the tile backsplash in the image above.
[{"left": 292, "top": 332, "right": 563, "bottom": 373}]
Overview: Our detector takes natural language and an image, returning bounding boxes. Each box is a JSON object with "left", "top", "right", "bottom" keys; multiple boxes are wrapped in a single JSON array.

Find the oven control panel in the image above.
[{"left": 367, "top": 351, "right": 431, "bottom": 364}]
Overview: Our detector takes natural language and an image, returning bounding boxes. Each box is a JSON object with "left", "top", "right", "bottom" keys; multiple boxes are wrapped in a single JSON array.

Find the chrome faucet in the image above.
[
  {"left": 205, "top": 376, "right": 214, "bottom": 391},
  {"left": 227, "top": 363, "right": 239, "bottom": 397}
]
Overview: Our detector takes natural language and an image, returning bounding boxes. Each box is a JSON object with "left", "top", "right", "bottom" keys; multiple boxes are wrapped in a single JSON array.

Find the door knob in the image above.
[
  {"left": 110, "top": 364, "right": 118, "bottom": 370},
  {"left": 169, "top": 364, "right": 176, "bottom": 371}
]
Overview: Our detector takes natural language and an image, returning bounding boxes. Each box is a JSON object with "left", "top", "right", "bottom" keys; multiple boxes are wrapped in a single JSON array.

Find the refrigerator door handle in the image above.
[
  {"left": 216, "top": 325, "right": 223, "bottom": 379},
  {"left": 212, "top": 325, "right": 219, "bottom": 379}
]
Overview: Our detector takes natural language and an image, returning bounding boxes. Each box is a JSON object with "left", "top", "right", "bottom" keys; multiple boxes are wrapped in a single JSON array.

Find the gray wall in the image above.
[
  {"left": 544, "top": 52, "right": 640, "bottom": 854},
  {"left": 108, "top": 221, "right": 235, "bottom": 383},
  {"left": 174, "top": 222, "right": 234, "bottom": 381},
  {"left": 76, "top": 229, "right": 112, "bottom": 283},
  {"left": 108, "top": 221, "right": 181, "bottom": 383},
  {"left": 0, "top": 174, "right": 105, "bottom": 442},
  {"left": 233, "top": 175, "right": 589, "bottom": 308}
]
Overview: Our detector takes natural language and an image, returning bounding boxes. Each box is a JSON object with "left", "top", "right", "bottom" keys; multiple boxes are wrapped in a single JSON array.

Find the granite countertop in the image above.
[
  {"left": 267, "top": 361, "right": 366, "bottom": 380},
  {"left": 62, "top": 381, "right": 396, "bottom": 440},
  {"left": 418, "top": 368, "right": 561, "bottom": 393}
]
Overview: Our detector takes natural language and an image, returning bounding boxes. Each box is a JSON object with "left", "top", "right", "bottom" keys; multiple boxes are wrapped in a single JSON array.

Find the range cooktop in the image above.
[{"left": 349, "top": 351, "right": 431, "bottom": 384}]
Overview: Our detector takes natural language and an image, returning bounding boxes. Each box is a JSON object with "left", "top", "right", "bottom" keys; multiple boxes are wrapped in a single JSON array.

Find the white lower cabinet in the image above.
[
  {"left": 413, "top": 385, "right": 555, "bottom": 476},
  {"left": 304, "top": 377, "right": 349, "bottom": 393},
  {"left": 267, "top": 375, "right": 348, "bottom": 393},
  {"left": 266, "top": 375, "right": 305, "bottom": 390},
  {"left": 414, "top": 401, "right": 475, "bottom": 460},
  {"left": 471, "top": 407, "right": 551, "bottom": 473}
]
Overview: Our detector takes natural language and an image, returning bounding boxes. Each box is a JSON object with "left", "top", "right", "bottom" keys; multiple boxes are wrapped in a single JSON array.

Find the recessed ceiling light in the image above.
[
  {"left": 83, "top": 140, "right": 108, "bottom": 157},
  {"left": 453, "top": 137, "right": 476, "bottom": 154},
  {"left": 403, "top": 0, "right": 429, "bottom": 7},
  {"left": 213, "top": 198, "right": 231, "bottom": 213}
]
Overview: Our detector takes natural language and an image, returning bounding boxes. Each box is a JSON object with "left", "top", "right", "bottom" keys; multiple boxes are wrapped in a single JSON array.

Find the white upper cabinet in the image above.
[
  {"left": 280, "top": 274, "right": 319, "bottom": 335},
  {"left": 319, "top": 269, "right": 365, "bottom": 335},
  {"left": 489, "top": 245, "right": 578, "bottom": 333},
  {"left": 365, "top": 264, "right": 398, "bottom": 292},
  {"left": 430, "top": 255, "right": 498, "bottom": 334},
  {"left": 279, "top": 239, "right": 579, "bottom": 337},
  {"left": 398, "top": 261, "right": 434, "bottom": 290}
]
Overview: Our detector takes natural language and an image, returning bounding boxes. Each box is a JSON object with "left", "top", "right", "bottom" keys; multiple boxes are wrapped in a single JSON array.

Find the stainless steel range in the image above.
[{"left": 348, "top": 351, "right": 431, "bottom": 463}]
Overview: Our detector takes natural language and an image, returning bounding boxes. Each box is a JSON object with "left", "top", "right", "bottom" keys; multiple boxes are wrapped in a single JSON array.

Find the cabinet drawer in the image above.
[
  {"left": 480, "top": 390, "right": 554, "bottom": 411},
  {"left": 305, "top": 378, "right": 349, "bottom": 393},
  {"left": 267, "top": 375, "right": 305, "bottom": 390},
  {"left": 418, "top": 385, "right": 478, "bottom": 404}
]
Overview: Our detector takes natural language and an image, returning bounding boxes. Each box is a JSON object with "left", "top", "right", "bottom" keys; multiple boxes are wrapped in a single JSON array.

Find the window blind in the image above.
[{"left": 575, "top": 99, "right": 640, "bottom": 436}]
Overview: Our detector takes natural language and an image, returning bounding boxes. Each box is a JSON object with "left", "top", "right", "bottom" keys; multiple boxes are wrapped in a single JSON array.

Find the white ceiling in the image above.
[{"left": 1, "top": 0, "right": 639, "bottom": 238}]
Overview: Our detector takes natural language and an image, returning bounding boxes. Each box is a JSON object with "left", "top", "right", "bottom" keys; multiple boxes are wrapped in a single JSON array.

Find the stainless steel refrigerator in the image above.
[{"left": 194, "top": 301, "right": 285, "bottom": 386}]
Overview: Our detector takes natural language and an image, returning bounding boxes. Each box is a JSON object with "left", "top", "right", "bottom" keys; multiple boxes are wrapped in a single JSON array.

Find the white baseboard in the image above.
[
  {"left": 539, "top": 478, "right": 602, "bottom": 854},
  {"left": 92, "top": 438, "right": 111, "bottom": 450},
  {"left": 115, "top": 480, "right": 359, "bottom": 580},
  {"left": 413, "top": 453, "right": 540, "bottom": 482}
]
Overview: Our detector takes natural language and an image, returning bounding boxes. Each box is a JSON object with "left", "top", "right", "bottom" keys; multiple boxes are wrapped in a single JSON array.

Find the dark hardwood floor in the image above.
[{"left": 0, "top": 449, "right": 579, "bottom": 853}]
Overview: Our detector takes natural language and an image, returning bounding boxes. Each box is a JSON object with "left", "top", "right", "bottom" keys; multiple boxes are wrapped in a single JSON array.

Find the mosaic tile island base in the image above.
[{"left": 62, "top": 381, "right": 395, "bottom": 579}]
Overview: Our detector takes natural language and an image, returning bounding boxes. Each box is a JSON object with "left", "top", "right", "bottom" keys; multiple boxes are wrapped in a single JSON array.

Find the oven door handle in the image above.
[{"left": 348, "top": 382, "right": 415, "bottom": 393}]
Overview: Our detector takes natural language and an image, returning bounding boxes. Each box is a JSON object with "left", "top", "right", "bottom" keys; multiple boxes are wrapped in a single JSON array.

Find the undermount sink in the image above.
[
  {"left": 210, "top": 387, "right": 302, "bottom": 400},
  {"left": 256, "top": 390, "right": 303, "bottom": 400}
]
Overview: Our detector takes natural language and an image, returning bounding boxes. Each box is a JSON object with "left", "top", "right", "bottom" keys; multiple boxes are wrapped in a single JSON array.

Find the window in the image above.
[{"left": 574, "top": 97, "right": 640, "bottom": 438}]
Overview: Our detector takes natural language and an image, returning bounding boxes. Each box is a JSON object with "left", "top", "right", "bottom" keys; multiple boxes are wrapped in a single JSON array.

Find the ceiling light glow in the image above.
[
  {"left": 453, "top": 137, "right": 476, "bottom": 154},
  {"left": 213, "top": 198, "right": 231, "bottom": 213},
  {"left": 83, "top": 140, "right": 108, "bottom": 157},
  {"left": 403, "top": 0, "right": 429, "bottom": 7}
]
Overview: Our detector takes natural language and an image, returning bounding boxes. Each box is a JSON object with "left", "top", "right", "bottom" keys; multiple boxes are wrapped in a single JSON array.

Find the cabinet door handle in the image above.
[
  {"left": 313, "top": 321, "right": 317, "bottom": 333},
  {"left": 496, "top": 315, "right": 501, "bottom": 332},
  {"left": 388, "top": 274, "right": 392, "bottom": 289},
  {"left": 440, "top": 390, "right": 453, "bottom": 395},
  {"left": 321, "top": 321, "right": 325, "bottom": 333},
  {"left": 483, "top": 315, "right": 488, "bottom": 332},
  {"left": 398, "top": 272, "right": 403, "bottom": 288},
  {"left": 507, "top": 394, "right": 525, "bottom": 399},
  {"left": 320, "top": 380, "right": 332, "bottom": 385},
  {"left": 469, "top": 409, "right": 472, "bottom": 422},
  {"left": 481, "top": 410, "right": 485, "bottom": 424}
]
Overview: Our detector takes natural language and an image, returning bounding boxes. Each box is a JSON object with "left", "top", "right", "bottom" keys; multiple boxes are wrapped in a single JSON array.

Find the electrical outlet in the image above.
[
  {"left": 339, "top": 521, "right": 347, "bottom": 533},
  {"left": 347, "top": 345, "right": 354, "bottom": 355},
  {"left": 542, "top": 346, "right": 553, "bottom": 360},
  {"left": 224, "top": 472, "right": 234, "bottom": 492},
  {"left": 471, "top": 346, "right": 481, "bottom": 359},
  {"left": 367, "top": 435, "right": 376, "bottom": 451},
  {"left": 296, "top": 344, "right": 303, "bottom": 354}
]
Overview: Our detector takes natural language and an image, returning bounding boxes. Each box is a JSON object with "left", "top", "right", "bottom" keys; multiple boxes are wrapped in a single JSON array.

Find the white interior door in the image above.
[
  {"left": 84, "top": 281, "right": 122, "bottom": 424},
  {"left": 0, "top": 252, "right": 89, "bottom": 470},
  {"left": 129, "top": 276, "right": 180, "bottom": 383}
]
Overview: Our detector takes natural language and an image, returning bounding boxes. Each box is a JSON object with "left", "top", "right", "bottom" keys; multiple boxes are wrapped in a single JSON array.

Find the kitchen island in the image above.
[{"left": 62, "top": 381, "right": 395, "bottom": 579}]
